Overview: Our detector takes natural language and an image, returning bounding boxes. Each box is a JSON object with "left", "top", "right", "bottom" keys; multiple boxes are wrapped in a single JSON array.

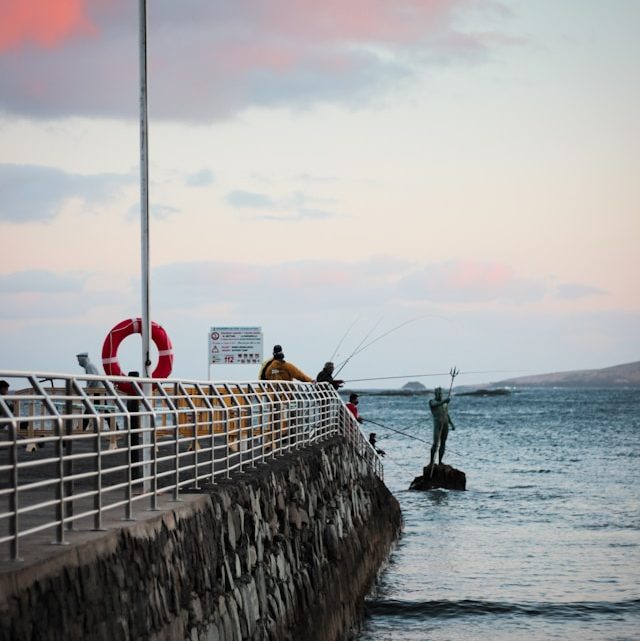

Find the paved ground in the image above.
[{"left": 0, "top": 429, "right": 281, "bottom": 570}]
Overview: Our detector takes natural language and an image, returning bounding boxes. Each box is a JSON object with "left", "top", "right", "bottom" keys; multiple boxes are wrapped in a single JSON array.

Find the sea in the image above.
[{"left": 354, "top": 387, "right": 640, "bottom": 641}]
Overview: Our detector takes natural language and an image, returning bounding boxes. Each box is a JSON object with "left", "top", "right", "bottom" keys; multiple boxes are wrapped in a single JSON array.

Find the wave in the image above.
[{"left": 365, "top": 598, "right": 640, "bottom": 620}]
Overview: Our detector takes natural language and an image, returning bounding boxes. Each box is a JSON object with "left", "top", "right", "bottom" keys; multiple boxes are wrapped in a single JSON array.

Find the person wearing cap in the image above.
[
  {"left": 316, "top": 362, "right": 344, "bottom": 390},
  {"left": 428, "top": 386, "right": 455, "bottom": 467},
  {"left": 259, "top": 345, "right": 283, "bottom": 380},
  {"left": 263, "top": 349, "right": 313, "bottom": 382},
  {"left": 346, "top": 392, "right": 363, "bottom": 423}
]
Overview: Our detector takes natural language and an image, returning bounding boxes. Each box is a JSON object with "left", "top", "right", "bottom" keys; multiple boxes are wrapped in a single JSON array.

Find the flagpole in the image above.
[{"left": 139, "top": 0, "right": 151, "bottom": 378}]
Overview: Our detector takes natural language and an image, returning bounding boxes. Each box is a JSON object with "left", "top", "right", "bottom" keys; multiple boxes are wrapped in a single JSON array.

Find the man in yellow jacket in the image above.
[{"left": 264, "top": 348, "right": 314, "bottom": 382}]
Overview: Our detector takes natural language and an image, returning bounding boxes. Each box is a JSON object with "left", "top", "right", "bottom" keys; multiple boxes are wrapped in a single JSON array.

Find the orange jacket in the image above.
[{"left": 264, "top": 359, "right": 313, "bottom": 382}]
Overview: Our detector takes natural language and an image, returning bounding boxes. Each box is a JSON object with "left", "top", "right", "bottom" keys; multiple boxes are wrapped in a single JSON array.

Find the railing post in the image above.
[
  {"left": 64, "top": 379, "right": 74, "bottom": 530},
  {"left": 0, "top": 393, "right": 21, "bottom": 561},
  {"left": 31, "top": 376, "right": 69, "bottom": 545}
]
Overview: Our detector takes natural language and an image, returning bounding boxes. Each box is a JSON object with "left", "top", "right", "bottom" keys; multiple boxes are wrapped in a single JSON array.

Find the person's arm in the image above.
[
  {"left": 448, "top": 415, "right": 455, "bottom": 430},
  {"left": 286, "top": 362, "right": 313, "bottom": 383}
]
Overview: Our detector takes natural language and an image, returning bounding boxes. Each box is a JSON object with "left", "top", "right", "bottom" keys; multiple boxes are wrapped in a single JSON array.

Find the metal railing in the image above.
[{"left": 0, "top": 371, "right": 382, "bottom": 562}]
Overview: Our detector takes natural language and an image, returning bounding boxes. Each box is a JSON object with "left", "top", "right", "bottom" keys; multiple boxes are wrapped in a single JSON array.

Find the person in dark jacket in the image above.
[{"left": 316, "top": 362, "right": 344, "bottom": 390}]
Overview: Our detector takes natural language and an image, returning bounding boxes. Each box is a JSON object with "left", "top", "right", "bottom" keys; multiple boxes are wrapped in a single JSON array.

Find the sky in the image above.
[{"left": 0, "top": 0, "right": 638, "bottom": 389}]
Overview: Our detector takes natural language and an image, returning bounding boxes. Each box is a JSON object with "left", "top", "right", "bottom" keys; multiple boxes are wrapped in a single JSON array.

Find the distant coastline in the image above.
[
  {"left": 489, "top": 360, "right": 640, "bottom": 389},
  {"left": 340, "top": 361, "right": 640, "bottom": 395}
]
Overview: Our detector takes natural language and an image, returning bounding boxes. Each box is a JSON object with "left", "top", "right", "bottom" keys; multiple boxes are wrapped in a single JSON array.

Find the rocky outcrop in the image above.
[
  {"left": 0, "top": 436, "right": 401, "bottom": 641},
  {"left": 409, "top": 464, "right": 466, "bottom": 491}
]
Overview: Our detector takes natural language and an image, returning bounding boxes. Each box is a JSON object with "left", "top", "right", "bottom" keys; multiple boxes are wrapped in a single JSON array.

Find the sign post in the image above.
[{"left": 208, "top": 327, "right": 263, "bottom": 379}]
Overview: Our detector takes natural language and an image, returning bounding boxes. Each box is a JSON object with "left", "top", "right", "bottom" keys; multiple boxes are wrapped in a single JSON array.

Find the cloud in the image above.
[
  {"left": 0, "top": 258, "right": 622, "bottom": 337},
  {"left": 0, "top": 163, "right": 134, "bottom": 223},
  {"left": 0, "top": 0, "right": 97, "bottom": 52},
  {"left": 126, "top": 201, "right": 181, "bottom": 221},
  {"left": 0, "top": 1, "right": 505, "bottom": 121},
  {"left": 227, "top": 190, "right": 276, "bottom": 209},
  {"left": 397, "top": 260, "right": 547, "bottom": 304},
  {"left": 186, "top": 169, "right": 215, "bottom": 187},
  {"left": 0, "top": 269, "right": 84, "bottom": 293},
  {"left": 152, "top": 258, "right": 404, "bottom": 312},
  {"left": 226, "top": 188, "right": 338, "bottom": 221},
  {"left": 555, "top": 283, "right": 607, "bottom": 300}
]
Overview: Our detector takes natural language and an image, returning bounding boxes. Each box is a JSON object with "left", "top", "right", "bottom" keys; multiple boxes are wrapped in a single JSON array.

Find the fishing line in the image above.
[
  {"left": 329, "top": 316, "right": 360, "bottom": 363},
  {"left": 335, "top": 314, "right": 449, "bottom": 377},
  {"left": 365, "top": 418, "right": 431, "bottom": 445},
  {"left": 367, "top": 418, "right": 465, "bottom": 458},
  {"left": 334, "top": 317, "right": 383, "bottom": 376},
  {"left": 345, "top": 369, "right": 528, "bottom": 383}
]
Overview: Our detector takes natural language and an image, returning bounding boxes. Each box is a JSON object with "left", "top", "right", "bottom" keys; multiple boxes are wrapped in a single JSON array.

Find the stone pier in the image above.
[{"left": 0, "top": 436, "right": 401, "bottom": 641}]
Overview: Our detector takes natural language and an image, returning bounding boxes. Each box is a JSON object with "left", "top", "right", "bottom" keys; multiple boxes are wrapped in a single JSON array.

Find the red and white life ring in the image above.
[{"left": 101, "top": 318, "right": 173, "bottom": 394}]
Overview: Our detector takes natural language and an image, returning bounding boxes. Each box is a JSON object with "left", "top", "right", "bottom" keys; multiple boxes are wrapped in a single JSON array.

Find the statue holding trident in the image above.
[
  {"left": 410, "top": 367, "right": 466, "bottom": 491},
  {"left": 428, "top": 367, "right": 458, "bottom": 471}
]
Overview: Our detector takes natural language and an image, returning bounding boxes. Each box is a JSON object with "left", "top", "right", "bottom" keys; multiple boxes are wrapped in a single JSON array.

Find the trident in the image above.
[{"left": 447, "top": 366, "right": 459, "bottom": 398}]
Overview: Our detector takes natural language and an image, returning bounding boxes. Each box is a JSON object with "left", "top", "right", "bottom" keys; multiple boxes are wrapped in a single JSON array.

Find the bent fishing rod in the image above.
[
  {"left": 328, "top": 315, "right": 360, "bottom": 363},
  {"left": 334, "top": 317, "right": 383, "bottom": 375},
  {"left": 334, "top": 314, "right": 450, "bottom": 377}
]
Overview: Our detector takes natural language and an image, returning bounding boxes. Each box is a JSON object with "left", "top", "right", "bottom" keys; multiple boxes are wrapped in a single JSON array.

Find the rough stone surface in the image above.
[
  {"left": 0, "top": 437, "right": 401, "bottom": 641},
  {"left": 409, "top": 464, "right": 466, "bottom": 491}
]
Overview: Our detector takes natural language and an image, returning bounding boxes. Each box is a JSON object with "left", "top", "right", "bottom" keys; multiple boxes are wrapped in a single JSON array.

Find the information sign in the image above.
[{"left": 208, "top": 327, "right": 263, "bottom": 365}]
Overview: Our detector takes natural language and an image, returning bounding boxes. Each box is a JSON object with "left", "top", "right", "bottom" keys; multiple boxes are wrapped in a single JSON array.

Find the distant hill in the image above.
[{"left": 492, "top": 361, "right": 640, "bottom": 388}]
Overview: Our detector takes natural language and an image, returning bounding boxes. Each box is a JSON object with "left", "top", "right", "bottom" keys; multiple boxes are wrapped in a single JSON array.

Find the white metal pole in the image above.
[
  {"left": 139, "top": 0, "right": 151, "bottom": 378},
  {"left": 139, "top": 0, "right": 152, "bottom": 490}
]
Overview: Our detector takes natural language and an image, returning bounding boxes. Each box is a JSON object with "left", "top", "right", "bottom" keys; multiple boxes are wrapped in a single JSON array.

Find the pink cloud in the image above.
[
  {"left": 447, "top": 261, "right": 512, "bottom": 289},
  {"left": 258, "top": 0, "right": 455, "bottom": 43},
  {"left": 0, "top": 0, "right": 505, "bottom": 121},
  {"left": 0, "top": 0, "right": 97, "bottom": 52},
  {"left": 398, "top": 260, "right": 546, "bottom": 304}
]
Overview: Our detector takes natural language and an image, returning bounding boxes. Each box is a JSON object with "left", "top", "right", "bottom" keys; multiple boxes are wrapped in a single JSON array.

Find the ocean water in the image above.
[{"left": 356, "top": 388, "right": 640, "bottom": 641}]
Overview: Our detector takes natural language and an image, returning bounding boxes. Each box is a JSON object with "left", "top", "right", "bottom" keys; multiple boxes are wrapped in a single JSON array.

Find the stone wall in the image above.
[{"left": 0, "top": 436, "right": 402, "bottom": 641}]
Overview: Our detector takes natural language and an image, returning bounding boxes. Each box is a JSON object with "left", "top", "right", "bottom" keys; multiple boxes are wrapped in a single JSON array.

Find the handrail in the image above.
[{"left": 0, "top": 370, "right": 382, "bottom": 562}]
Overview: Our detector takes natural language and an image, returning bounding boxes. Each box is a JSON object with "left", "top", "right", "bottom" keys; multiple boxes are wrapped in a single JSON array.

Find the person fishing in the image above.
[
  {"left": 259, "top": 344, "right": 283, "bottom": 380},
  {"left": 316, "top": 362, "right": 344, "bottom": 390},
  {"left": 369, "top": 432, "right": 386, "bottom": 457},
  {"left": 346, "top": 392, "right": 364, "bottom": 423},
  {"left": 263, "top": 348, "right": 313, "bottom": 382},
  {"left": 428, "top": 386, "right": 455, "bottom": 467}
]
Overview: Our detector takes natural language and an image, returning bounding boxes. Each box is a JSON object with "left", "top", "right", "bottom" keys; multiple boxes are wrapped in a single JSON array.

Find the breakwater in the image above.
[{"left": 0, "top": 436, "right": 401, "bottom": 641}]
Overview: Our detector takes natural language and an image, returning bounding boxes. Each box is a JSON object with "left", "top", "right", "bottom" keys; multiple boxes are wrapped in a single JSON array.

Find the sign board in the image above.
[{"left": 209, "top": 326, "right": 263, "bottom": 365}]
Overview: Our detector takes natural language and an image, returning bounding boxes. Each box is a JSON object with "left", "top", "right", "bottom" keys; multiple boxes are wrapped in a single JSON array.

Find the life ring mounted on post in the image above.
[{"left": 101, "top": 318, "right": 173, "bottom": 394}]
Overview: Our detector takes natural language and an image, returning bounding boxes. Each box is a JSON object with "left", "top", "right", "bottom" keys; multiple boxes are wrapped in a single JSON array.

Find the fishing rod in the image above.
[
  {"left": 335, "top": 314, "right": 449, "bottom": 377},
  {"left": 328, "top": 316, "right": 360, "bottom": 363},
  {"left": 344, "top": 369, "right": 526, "bottom": 383},
  {"left": 365, "top": 418, "right": 431, "bottom": 445},
  {"left": 334, "top": 317, "right": 383, "bottom": 376},
  {"left": 367, "top": 418, "right": 465, "bottom": 460}
]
